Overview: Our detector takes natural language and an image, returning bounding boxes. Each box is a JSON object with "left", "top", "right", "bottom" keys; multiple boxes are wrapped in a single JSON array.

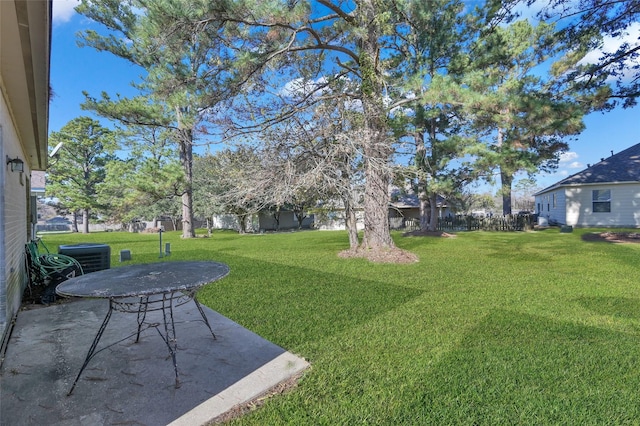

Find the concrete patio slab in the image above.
[{"left": 0, "top": 298, "right": 309, "bottom": 425}]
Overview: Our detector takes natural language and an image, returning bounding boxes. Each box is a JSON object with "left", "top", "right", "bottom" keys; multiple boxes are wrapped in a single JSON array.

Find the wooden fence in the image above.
[{"left": 437, "top": 214, "right": 536, "bottom": 232}]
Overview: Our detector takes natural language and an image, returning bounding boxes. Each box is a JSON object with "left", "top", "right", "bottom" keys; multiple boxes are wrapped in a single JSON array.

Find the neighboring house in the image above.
[
  {"left": 314, "top": 207, "right": 365, "bottom": 231},
  {"left": 36, "top": 216, "right": 72, "bottom": 233},
  {"left": 1, "top": 1, "right": 51, "bottom": 344},
  {"left": 258, "top": 210, "right": 314, "bottom": 231},
  {"left": 534, "top": 142, "right": 640, "bottom": 228},
  {"left": 314, "top": 190, "right": 456, "bottom": 231},
  {"left": 389, "top": 192, "right": 453, "bottom": 229}
]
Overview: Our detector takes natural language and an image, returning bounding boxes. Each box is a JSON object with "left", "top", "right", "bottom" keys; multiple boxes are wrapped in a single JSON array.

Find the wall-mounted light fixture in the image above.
[{"left": 6, "top": 156, "right": 24, "bottom": 173}]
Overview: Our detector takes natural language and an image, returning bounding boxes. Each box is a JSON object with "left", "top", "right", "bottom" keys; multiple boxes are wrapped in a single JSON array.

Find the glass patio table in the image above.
[{"left": 56, "top": 261, "right": 230, "bottom": 395}]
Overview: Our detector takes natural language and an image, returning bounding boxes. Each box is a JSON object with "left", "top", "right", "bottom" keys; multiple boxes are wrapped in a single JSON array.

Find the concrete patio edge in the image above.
[{"left": 169, "top": 351, "right": 310, "bottom": 425}]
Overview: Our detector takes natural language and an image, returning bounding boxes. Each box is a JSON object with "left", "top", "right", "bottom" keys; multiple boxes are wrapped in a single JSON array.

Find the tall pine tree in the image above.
[{"left": 77, "top": 0, "right": 264, "bottom": 237}]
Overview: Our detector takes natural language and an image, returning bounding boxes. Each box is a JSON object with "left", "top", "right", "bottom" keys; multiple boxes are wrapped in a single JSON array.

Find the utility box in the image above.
[
  {"left": 58, "top": 243, "right": 111, "bottom": 273},
  {"left": 120, "top": 249, "right": 132, "bottom": 262}
]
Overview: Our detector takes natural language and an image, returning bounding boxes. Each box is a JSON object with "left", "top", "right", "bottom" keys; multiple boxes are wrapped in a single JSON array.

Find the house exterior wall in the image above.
[
  {"left": 0, "top": 100, "right": 30, "bottom": 338},
  {"left": 389, "top": 206, "right": 420, "bottom": 219},
  {"left": 212, "top": 214, "right": 241, "bottom": 230},
  {"left": 535, "top": 189, "right": 567, "bottom": 224},
  {"left": 537, "top": 183, "right": 640, "bottom": 227},
  {"left": 209, "top": 214, "right": 259, "bottom": 232},
  {"left": 1, "top": 0, "right": 51, "bottom": 344},
  {"left": 564, "top": 183, "right": 640, "bottom": 227},
  {"left": 258, "top": 211, "right": 314, "bottom": 231},
  {"left": 315, "top": 210, "right": 365, "bottom": 231}
]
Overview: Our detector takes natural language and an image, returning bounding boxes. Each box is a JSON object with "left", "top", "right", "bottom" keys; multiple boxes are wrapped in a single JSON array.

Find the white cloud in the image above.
[
  {"left": 280, "top": 77, "right": 330, "bottom": 98},
  {"left": 536, "top": 151, "right": 583, "bottom": 187},
  {"left": 279, "top": 78, "right": 305, "bottom": 97},
  {"left": 581, "top": 23, "right": 640, "bottom": 63},
  {"left": 559, "top": 151, "right": 578, "bottom": 162},
  {"left": 579, "top": 22, "right": 640, "bottom": 81},
  {"left": 52, "top": 0, "right": 80, "bottom": 24},
  {"left": 557, "top": 153, "right": 583, "bottom": 169}
]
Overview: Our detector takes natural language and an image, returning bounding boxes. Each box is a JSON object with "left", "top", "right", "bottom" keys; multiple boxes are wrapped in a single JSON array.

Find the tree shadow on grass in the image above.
[
  {"left": 395, "top": 310, "right": 640, "bottom": 424},
  {"left": 192, "top": 251, "right": 424, "bottom": 352},
  {"left": 581, "top": 232, "right": 640, "bottom": 244},
  {"left": 575, "top": 296, "right": 640, "bottom": 320}
]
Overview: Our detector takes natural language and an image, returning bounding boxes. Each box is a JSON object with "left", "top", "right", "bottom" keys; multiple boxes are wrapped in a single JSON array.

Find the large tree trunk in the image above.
[
  {"left": 177, "top": 123, "right": 196, "bottom": 238},
  {"left": 500, "top": 168, "right": 513, "bottom": 215},
  {"left": 181, "top": 190, "right": 194, "bottom": 236},
  {"left": 82, "top": 209, "right": 90, "bottom": 234},
  {"left": 419, "top": 198, "right": 429, "bottom": 231},
  {"left": 417, "top": 133, "right": 430, "bottom": 232},
  {"left": 497, "top": 127, "right": 513, "bottom": 216},
  {"left": 360, "top": 130, "right": 393, "bottom": 249},
  {"left": 357, "top": 0, "right": 394, "bottom": 250},
  {"left": 428, "top": 192, "right": 438, "bottom": 232}
]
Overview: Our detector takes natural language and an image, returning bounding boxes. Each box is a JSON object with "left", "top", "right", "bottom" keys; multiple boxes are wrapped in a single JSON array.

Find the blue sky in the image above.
[{"left": 50, "top": 0, "right": 639, "bottom": 191}]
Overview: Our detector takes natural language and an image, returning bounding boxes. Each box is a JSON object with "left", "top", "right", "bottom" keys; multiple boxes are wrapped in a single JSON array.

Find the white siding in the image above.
[
  {"left": 0, "top": 101, "right": 30, "bottom": 337},
  {"left": 565, "top": 187, "right": 583, "bottom": 226},
  {"left": 535, "top": 189, "right": 566, "bottom": 224},
  {"left": 316, "top": 210, "right": 365, "bottom": 231},
  {"left": 564, "top": 183, "right": 640, "bottom": 227},
  {"left": 211, "top": 214, "right": 246, "bottom": 231},
  {"left": 556, "top": 190, "right": 567, "bottom": 224},
  {"left": 537, "top": 183, "right": 640, "bottom": 227}
]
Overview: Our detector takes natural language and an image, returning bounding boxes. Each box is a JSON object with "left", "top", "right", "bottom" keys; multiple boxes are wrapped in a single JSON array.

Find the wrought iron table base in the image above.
[{"left": 67, "top": 289, "right": 215, "bottom": 396}]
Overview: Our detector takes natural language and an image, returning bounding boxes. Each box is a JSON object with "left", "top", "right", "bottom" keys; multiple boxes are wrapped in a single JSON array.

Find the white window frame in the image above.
[{"left": 592, "top": 189, "right": 611, "bottom": 213}]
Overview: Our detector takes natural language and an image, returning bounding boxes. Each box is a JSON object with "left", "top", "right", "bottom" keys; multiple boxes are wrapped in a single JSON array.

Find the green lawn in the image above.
[{"left": 42, "top": 228, "right": 640, "bottom": 424}]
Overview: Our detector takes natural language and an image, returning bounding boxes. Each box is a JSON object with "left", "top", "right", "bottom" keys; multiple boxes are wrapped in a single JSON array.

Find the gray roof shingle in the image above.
[{"left": 536, "top": 142, "right": 640, "bottom": 194}]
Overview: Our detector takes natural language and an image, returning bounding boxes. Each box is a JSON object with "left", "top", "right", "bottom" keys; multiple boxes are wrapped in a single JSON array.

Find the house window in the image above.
[
  {"left": 592, "top": 189, "right": 611, "bottom": 213},
  {"left": 552, "top": 193, "right": 557, "bottom": 208}
]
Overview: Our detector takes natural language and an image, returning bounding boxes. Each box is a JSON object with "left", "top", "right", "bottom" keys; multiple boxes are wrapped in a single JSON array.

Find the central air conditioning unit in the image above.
[{"left": 58, "top": 243, "right": 111, "bottom": 273}]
